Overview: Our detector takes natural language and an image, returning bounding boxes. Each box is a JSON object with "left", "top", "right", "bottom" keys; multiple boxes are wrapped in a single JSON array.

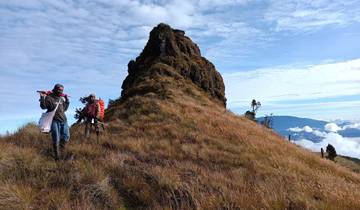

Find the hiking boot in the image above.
[{"left": 53, "top": 143, "right": 59, "bottom": 161}]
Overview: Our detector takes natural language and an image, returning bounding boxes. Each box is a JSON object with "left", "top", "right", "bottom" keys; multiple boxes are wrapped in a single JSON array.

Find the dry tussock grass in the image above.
[{"left": 1, "top": 75, "right": 360, "bottom": 209}]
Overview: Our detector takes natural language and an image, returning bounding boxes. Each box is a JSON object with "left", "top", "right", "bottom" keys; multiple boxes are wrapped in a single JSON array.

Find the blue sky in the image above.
[{"left": 1, "top": 0, "right": 360, "bottom": 134}]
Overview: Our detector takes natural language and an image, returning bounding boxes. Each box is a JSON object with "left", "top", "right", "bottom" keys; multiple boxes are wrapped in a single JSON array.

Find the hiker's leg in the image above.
[
  {"left": 94, "top": 118, "right": 100, "bottom": 137},
  {"left": 51, "top": 121, "right": 61, "bottom": 145},
  {"left": 85, "top": 119, "right": 90, "bottom": 138},
  {"left": 61, "top": 122, "right": 70, "bottom": 142},
  {"left": 59, "top": 122, "right": 70, "bottom": 160},
  {"left": 101, "top": 122, "right": 105, "bottom": 132},
  {"left": 85, "top": 123, "right": 90, "bottom": 138},
  {"left": 51, "top": 121, "right": 60, "bottom": 161}
]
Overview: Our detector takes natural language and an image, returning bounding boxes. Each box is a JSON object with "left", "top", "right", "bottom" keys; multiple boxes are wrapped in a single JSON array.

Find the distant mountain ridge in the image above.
[
  {"left": 258, "top": 115, "right": 327, "bottom": 134},
  {"left": 258, "top": 115, "right": 360, "bottom": 141}
]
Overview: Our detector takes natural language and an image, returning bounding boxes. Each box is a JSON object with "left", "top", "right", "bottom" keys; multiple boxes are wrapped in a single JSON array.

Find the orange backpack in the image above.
[{"left": 96, "top": 99, "right": 105, "bottom": 121}]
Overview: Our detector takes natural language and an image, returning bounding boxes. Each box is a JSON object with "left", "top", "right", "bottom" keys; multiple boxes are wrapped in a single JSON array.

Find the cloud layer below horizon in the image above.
[{"left": 292, "top": 122, "right": 360, "bottom": 159}]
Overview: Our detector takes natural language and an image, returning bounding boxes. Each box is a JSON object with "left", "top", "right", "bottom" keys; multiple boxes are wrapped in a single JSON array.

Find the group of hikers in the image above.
[{"left": 38, "top": 83, "right": 104, "bottom": 161}]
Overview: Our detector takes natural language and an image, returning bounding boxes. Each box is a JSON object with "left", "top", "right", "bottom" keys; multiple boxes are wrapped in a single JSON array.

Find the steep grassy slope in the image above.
[
  {"left": 1, "top": 24, "right": 360, "bottom": 210},
  {"left": 2, "top": 86, "right": 360, "bottom": 209}
]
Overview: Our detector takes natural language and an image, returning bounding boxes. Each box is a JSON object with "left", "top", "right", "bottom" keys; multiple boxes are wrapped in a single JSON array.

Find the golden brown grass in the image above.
[
  {"left": 2, "top": 75, "right": 360, "bottom": 209},
  {"left": 331, "top": 155, "right": 360, "bottom": 173}
]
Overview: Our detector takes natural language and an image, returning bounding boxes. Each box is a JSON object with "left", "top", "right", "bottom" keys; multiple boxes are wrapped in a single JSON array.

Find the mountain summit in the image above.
[{"left": 120, "top": 23, "right": 226, "bottom": 106}]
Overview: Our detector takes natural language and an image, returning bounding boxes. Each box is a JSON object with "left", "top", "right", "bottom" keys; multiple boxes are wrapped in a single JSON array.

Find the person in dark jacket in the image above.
[{"left": 39, "top": 83, "right": 70, "bottom": 160}]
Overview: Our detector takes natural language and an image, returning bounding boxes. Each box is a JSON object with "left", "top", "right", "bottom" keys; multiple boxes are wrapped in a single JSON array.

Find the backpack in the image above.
[
  {"left": 97, "top": 99, "right": 105, "bottom": 121},
  {"left": 84, "top": 102, "right": 98, "bottom": 119}
]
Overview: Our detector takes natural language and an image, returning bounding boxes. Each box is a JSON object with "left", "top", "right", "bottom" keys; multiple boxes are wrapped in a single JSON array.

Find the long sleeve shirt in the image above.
[{"left": 40, "top": 93, "right": 70, "bottom": 122}]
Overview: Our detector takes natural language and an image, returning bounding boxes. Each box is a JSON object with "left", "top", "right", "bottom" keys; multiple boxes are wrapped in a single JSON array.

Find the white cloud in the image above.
[
  {"left": 288, "top": 125, "right": 327, "bottom": 137},
  {"left": 288, "top": 125, "right": 313, "bottom": 133},
  {"left": 312, "top": 130, "right": 327, "bottom": 138},
  {"left": 225, "top": 59, "right": 360, "bottom": 106},
  {"left": 292, "top": 120, "right": 360, "bottom": 158},
  {"left": 303, "top": 125, "right": 313, "bottom": 133},
  {"left": 265, "top": 0, "right": 360, "bottom": 31},
  {"left": 324, "top": 123, "right": 342, "bottom": 132},
  {"left": 288, "top": 127, "right": 303, "bottom": 132},
  {"left": 0, "top": 0, "right": 43, "bottom": 9},
  {"left": 296, "top": 133, "right": 360, "bottom": 159},
  {"left": 343, "top": 123, "right": 360, "bottom": 130},
  {"left": 198, "top": 0, "right": 251, "bottom": 9}
]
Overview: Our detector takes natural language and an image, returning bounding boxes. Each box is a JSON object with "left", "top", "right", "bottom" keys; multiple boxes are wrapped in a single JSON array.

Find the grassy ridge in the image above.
[
  {"left": 1, "top": 76, "right": 360, "bottom": 209},
  {"left": 334, "top": 155, "right": 360, "bottom": 173}
]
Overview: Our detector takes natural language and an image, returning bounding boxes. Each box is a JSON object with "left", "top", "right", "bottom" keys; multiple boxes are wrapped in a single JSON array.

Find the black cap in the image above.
[{"left": 53, "top": 83, "right": 64, "bottom": 90}]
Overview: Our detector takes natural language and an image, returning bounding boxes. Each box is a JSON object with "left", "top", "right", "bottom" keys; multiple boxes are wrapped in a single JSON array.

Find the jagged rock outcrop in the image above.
[{"left": 121, "top": 23, "right": 226, "bottom": 106}]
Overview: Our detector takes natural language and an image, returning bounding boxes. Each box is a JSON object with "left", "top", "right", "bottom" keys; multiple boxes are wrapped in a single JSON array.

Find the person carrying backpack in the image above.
[
  {"left": 39, "top": 84, "right": 70, "bottom": 160},
  {"left": 75, "top": 93, "right": 105, "bottom": 138}
]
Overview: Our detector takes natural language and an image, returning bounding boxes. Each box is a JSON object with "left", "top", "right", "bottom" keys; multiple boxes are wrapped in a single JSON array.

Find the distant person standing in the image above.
[{"left": 39, "top": 84, "right": 70, "bottom": 160}]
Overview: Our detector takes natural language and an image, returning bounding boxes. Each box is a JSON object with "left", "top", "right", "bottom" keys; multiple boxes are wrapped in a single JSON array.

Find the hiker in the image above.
[
  {"left": 326, "top": 144, "right": 337, "bottom": 161},
  {"left": 76, "top": 93, "right": 105, "bottom": 138},
  {"left": 39, "top": 84, "right": 70, "bottom": 160}
]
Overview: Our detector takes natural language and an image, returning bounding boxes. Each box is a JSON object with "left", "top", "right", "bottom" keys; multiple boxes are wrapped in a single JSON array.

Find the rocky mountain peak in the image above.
[{"left": 121, "top": 23, "right": 227, "bottom": 106}]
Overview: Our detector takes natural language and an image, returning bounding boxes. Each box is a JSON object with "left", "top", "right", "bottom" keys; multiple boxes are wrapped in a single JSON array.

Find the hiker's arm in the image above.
[
  {"left": 64, "top": 96, "right": 70, "bottom": 111},
  {"left": 39, "top": 96, "right": 48, "bottom": 109}
]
